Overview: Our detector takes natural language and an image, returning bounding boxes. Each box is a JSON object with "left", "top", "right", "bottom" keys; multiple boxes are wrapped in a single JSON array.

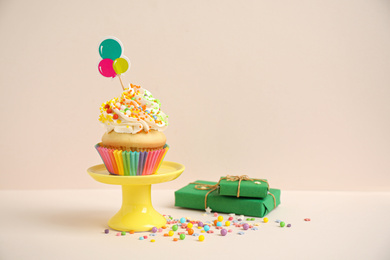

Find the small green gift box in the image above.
[
  {"left": 174, "top": 180, "right": 281, "bottom": 217},
  {"left": 218, "top": 176, "right": 269, "bottom": 199}
]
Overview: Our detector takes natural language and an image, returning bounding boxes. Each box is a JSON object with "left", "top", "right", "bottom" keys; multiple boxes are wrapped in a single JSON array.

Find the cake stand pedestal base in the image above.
[
  {"left": 87, "top": 161, "right": 185, "bottom": 232},
  {"left": 108, "top": 184, "right": 166, "bottom": 231}
]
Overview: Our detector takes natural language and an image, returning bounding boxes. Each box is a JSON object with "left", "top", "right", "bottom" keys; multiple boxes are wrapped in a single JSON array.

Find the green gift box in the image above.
[
  {"left": 174, "top": 180, "right": 281, "bottom": 217},
  {"left": 218, "top": 176, "right": 269, "bottom": 199}
]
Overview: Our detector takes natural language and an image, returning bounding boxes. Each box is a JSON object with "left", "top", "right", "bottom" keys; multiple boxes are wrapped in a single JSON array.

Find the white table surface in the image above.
[{"left": 1, "top": 189, "right": 389, "bottom": 260}]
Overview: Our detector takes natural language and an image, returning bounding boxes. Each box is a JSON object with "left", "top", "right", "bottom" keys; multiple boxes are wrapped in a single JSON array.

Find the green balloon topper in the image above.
[
  {"left": 113, "top": 57, "right": 130, "bottom": 75},
  {"left": 99, "top": 38, "right": 122, "bottom": 60}
]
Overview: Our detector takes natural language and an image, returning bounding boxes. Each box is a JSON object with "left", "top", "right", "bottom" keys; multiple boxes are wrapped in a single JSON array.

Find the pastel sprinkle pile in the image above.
[{"left": 102, "top": 213, "right": 298, "bottom": 242}]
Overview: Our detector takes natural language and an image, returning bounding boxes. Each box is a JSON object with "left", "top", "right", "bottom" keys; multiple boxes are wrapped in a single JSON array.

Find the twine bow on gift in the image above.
[
  {"left": 191, "top": 182, "right": 220, "bottom": 210},
  {"left": 225, "top": 175, "right": 269, "bottom": 198},
  {"left": 191, "top": 175, "right": 276, "bottom": 212}
]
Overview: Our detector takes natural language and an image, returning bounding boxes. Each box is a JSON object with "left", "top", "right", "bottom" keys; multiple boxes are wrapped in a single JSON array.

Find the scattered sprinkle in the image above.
[{"left": 103, "top": 213, "right": 295, "bottom": 242}]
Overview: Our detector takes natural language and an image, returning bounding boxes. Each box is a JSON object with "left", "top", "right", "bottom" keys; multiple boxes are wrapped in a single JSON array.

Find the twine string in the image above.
[
  {"left": 191, "top": 181, "right": 221, "bottom": 209},
  {"left": 268, "top": 191, "right": 277, "bottom": 208},
  {"left": 226, "top": 175, "right": 252, "bottom": 197},
  {"left": 225, "top": 175, "right": 270, "bottom": 198}
]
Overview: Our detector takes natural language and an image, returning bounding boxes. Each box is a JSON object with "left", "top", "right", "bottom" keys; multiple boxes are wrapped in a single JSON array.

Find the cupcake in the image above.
[{"left": 96, "top": 83, "right": 169, "bottom": 175}]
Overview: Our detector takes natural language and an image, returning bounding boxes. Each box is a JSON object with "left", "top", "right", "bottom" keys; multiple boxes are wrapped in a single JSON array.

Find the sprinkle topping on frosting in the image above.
[{"left": 99, "top": 84, "right": 168, "bottom": 134}]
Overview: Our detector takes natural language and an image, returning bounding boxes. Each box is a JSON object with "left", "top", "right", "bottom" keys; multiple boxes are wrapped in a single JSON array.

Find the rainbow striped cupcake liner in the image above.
[{"left": 95, "top": 143, "right": 169, "bottom": 176}]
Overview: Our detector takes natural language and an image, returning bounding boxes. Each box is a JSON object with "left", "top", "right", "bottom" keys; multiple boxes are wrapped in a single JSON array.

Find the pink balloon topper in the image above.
[{"left": 98, "top": 59, "right": 116, "bottom": 78}]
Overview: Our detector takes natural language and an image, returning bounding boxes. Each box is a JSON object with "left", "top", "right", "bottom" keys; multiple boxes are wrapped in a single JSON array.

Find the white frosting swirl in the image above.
[{"left": 99, "top": 84, "right": 168, "bottom": 134}]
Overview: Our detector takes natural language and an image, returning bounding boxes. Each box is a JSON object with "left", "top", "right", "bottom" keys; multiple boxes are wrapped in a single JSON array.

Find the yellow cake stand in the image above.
[{"left": 87, "top": 161, "right": 185, "bottom": 232}]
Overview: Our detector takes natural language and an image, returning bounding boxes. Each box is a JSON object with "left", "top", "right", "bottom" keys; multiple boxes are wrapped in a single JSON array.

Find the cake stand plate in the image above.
[{"left": 87, "top": 161, "right": 185, "bottom": 232}]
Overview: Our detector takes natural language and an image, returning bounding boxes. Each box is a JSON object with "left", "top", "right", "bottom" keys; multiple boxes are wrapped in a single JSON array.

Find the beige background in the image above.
[{"left": 0, "top": 0, "right": 389, "bottom": 191}]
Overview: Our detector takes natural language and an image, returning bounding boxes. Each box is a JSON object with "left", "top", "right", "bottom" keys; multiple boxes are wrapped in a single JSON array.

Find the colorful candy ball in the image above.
[
  {"left": 180, "top": 233, "right": 186, "bottom": 240},
  {"left": 187, "top": 223, "right": 193, "bottom": 228},
  {"left": 172, "top": 225, "right": 178, "bottom": 231},
  {"left": 225, "top": 221, "right": 231, "bottom": 226},
  {"left": 168, "top": 231, "right": 174, "bottom": 236},
  {"left": 221, "top": 229, "right": 227, "bottom": 236},
  {"left": 199, "top": 235, "right": 205, "bottom": 241},
  {"left": 217, "top": 216, "right": 224, "bottom": 222},
  {"left": 198, "top": 221, "right": 204, "bottom": 227},
  {"left": 204, "top": 225, "right": 210, "bottom": 232},
  {"left": 180, "top": 217, "right": 186, "bottom": 223},
  {"left": 263, "top": 217, "right": 269, "bottom": 223},
  {"left": 280, "top": 222, "right": 286, "bottom": 227},
  {"left": 243, "top": 223, "right": 249, "bottom": 230},
  {"left": 151, "top": 227, "right": 157, "bottom": 233}
]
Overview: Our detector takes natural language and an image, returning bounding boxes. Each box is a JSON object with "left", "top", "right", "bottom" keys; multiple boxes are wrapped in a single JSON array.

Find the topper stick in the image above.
[{"left": 118, "top": 74, "right": 125, "bottom": 91}]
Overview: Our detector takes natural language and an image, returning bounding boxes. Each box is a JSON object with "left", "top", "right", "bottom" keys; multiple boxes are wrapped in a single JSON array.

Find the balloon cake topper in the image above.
[{"left": 98, "top": 37, "right": 130, "bottom": 90}]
